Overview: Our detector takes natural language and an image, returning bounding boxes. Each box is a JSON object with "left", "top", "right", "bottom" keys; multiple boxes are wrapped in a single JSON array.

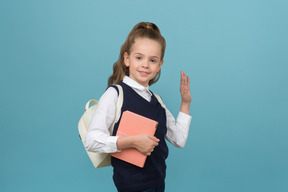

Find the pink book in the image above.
[{"left": 111, "top": 110, "right": 158, "bottom": 168}]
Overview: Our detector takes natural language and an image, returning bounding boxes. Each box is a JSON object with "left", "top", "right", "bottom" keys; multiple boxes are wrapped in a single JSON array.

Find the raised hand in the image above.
[{"left": 180, "top": 71, "right": 191, "bottom": 114}]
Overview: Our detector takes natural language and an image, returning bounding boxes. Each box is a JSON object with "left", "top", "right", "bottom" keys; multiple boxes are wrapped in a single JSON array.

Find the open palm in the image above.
[{"left": 180, "top": 71, "right": 191, "bottom": 103}]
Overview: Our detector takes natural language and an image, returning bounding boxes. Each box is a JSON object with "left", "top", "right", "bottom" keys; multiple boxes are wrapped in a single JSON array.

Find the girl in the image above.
[{"left": 85, "top": 22, "right": 192, "bottom": 192}]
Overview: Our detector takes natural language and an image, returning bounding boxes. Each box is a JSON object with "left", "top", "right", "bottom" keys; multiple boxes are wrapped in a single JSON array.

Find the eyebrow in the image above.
[{"left": 134, "top": 53, "right": 159, "bottom": 60}]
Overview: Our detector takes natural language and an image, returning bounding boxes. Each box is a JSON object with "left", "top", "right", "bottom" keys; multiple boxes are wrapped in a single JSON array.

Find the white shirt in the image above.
[{"left": 85, "top": 76, "right": 192, "bottom": 153}]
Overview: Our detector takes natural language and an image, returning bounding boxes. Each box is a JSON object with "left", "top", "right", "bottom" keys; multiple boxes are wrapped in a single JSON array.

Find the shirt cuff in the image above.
[
  {"left": 106, "top": 136, "right": 120, "bottom": 153},
  {"left": 177, "top": 112, "right": 192, "bottom": 126}
]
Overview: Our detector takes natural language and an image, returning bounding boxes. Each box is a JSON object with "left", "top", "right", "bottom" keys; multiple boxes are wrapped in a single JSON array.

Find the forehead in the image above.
[{"left": 130, "top": 38, "right": 162, "bottom": 56}]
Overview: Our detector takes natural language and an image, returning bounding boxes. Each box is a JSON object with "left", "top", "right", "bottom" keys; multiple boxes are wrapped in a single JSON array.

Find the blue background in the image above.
[{"left": 1, "top": 0, "right": 287, "bottom": 191}]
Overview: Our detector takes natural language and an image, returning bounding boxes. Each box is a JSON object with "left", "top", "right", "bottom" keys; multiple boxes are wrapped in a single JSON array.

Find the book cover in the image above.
[{"left": 111, "top": 110, "right": 158, "bottom": 168}]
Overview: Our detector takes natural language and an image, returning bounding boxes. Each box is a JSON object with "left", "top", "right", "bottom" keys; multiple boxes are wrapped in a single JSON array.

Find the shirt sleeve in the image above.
[
  {"left": 84, "top": 87, "right": 120, "bottom": 153},
  {"left": 163, "top": 104, "right": 192, "bottom": 148}
]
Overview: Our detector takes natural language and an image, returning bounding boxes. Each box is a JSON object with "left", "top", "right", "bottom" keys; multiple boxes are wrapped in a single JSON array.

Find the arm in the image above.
[
  {"left": 85, "top": 87, "right": 159, "bottom": 155},
  {"left": 117, "top": 134, "right": 159, "bottom": 156},
  {"left": 165, "top": 71, "right": 192, "bottom": 148},
  {"left": 84, "top": 87, "right": 120, "bottom": 153}
]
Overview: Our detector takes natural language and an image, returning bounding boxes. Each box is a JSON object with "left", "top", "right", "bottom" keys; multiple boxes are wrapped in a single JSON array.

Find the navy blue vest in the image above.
[{"left": 111, "top": 82, "right": 169, "bottom": 192}]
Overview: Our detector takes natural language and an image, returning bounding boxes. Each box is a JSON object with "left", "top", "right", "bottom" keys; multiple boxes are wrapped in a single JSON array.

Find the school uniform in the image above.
[{"left": 85, "top": 76, "right": 192, "bottom": 191}]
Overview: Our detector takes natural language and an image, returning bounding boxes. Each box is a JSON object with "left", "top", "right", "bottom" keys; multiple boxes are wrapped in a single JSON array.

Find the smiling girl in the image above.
[{"left": 85, "top": 22, "right": 192, "bottom": 192}]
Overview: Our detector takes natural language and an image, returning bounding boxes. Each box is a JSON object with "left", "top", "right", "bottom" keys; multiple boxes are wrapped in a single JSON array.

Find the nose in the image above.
[{"left": 141, "top": 59, "right": 149, "bottom": 68}]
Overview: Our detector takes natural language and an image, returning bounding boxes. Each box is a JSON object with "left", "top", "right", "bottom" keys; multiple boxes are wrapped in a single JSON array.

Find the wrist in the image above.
[
  {"left": 180, "top": 102, "right": 190, "bottom": 115},
  {"left": 130, "top": 135, "right": 138, "bottom": 149},
  {"left": 181, "top": 101, "right": 191, "bottom": 108},
  {"left": 117, "top": 135, "right": 137, "bottom": 150}
]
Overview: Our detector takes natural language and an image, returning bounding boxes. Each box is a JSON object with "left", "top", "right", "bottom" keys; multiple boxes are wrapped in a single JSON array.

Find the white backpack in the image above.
[
  {"left": 78, "top": 84, "right": 164, "bottom": 168},
  {"left": 78, "top": 85, "right": 123, "bottom": 168}
]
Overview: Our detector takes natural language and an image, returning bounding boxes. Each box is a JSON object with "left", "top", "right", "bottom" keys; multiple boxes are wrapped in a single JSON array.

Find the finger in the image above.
[
  {"left": 181, "top": 72, "right": 188, "bottom": 87},
  {"left": 180, "top": 72, "right": 185, "bottom": 91},
  {"left": 184, "top": 72, "right": 188, "bottom": 86},
  {"left": 181, "top": 71, "right": 186, "bottom": 84},
  {"left": 187, "top": 76, "right": 190, "bottom": 91},
  {"left": 149, "top": 135, "right": 160, "bottom": 142}
]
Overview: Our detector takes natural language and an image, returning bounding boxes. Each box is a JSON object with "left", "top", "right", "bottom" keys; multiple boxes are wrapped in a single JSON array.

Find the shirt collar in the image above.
[{"left": 123, "top": 76, "right": 153, "bottom": 96}]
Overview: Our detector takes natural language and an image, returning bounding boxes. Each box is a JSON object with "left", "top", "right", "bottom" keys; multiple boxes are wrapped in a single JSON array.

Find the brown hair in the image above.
[{"left": 107, "top": 22, "right": 166, "bottom": 87}]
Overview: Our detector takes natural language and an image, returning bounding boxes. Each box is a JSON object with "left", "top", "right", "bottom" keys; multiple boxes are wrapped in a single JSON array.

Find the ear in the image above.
[
  {"left": 124, "top": 52, "right": 129, "bottom": 67},
  {"left": 157, "top": 59, "right": 164, "bottom": 72}
]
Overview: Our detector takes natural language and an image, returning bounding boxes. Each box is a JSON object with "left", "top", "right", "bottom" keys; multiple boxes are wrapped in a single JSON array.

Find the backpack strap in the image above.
[
  {"left": 154, "top": 93, "right": 165, "bottom": 108},
  {"left": 85, "top": 99, "right": 98, "bottom": 111},
  {"left": 108, "top": 84, "right": 123, "bottom": 134}
]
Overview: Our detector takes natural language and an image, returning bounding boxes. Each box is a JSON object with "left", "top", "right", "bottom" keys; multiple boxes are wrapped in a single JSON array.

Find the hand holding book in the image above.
[
  {"left": 131, "top": 134, "right": 159, "bottom": 156},
  {"left": 116, "top": 134, "right": 159, "bottom": 156},
  {"left": 113, "top": 111, "right": 159, "bottom": 167}
]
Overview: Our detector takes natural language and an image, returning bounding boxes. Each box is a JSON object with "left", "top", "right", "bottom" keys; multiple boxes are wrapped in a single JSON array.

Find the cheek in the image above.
[{"left": 155, "top": 64, "right": 161, "bottom": 72}]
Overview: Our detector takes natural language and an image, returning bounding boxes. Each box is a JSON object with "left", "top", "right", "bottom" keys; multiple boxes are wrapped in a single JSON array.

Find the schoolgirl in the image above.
[{"left": 85, "top": 22, "right": 192, "bottom": 192}]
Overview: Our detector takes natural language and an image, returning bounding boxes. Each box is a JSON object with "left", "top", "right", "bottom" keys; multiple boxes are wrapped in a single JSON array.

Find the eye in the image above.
[
  {"left": 150, "top": 59, "right": 157, "bottom": 63},
  {"left": 136, "top": 56, "right": 142, "bottom": 60}
]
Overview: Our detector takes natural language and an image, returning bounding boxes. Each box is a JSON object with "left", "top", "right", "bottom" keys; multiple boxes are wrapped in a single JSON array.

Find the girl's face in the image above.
[{"left": 124, "top": 38, "right": 163, "bottom": 87}]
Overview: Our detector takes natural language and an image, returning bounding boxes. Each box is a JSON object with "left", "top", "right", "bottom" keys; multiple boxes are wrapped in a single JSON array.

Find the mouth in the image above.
[{"left": 138, "top": 71, "right": 150, "bottom": 76}]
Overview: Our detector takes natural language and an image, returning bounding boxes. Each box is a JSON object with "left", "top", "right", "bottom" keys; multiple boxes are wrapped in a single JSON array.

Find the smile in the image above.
[{"left": 138, "top": 71, "right": 150, "bottom": 76}]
